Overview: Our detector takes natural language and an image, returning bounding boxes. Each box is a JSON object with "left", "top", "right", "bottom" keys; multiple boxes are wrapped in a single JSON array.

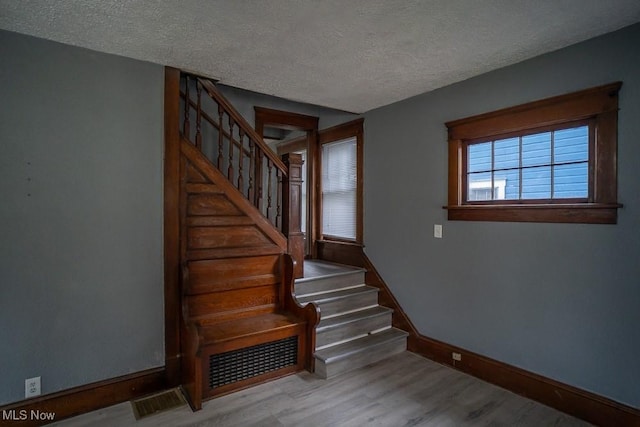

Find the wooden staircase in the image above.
[
  {"left": 166, "top": 70, "right": 409, "bottom": 410},
  {"left": 296, "top": 260, "right": 408, "bottom": 378}
]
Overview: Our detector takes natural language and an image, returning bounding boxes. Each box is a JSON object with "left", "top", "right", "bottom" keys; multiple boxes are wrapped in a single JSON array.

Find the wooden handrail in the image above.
[
  {"left": 197, "top": 78, "right": 288, "bottom": 175},
  {"left": 180, "top": 92, "right": 251, "bottom": 158}
]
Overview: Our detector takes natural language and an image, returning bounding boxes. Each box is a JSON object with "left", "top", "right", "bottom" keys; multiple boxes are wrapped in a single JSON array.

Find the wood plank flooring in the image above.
[{"left": 52, "top": 352, "right": 591, "bottom": 426}]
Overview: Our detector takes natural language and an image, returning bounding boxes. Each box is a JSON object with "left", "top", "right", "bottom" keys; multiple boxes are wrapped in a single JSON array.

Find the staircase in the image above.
[
  {"left": 295, "top": 260, "right": 408, "bottom": 378},
  {"left": 171, "top": 71, "right": 408, "bottom": 407}
]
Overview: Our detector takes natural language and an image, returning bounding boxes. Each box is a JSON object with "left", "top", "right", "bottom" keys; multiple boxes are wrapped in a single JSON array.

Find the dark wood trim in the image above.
[
  {"left": 317, "top": 118, "right": 364, "bottom": 244},
  {"left": 0, "top": 368, "right": 165, "bottom": 426},
  {"left": 446, "top": 82, "right": 622, "bottom": 224},
  {"left": 164, "top": 66, "right": 182, "bottom": 387},
  {"left": 282, "top": 153, "right": 305, "bottom": 278},
  {"left": 445, "top": 82, "right": 622, "bottom": 139},
  {"left": 254, "top": 107, "right": 320, "bottom": 257},
  {"left": 413, "top": 336, "right": 640, "bottom": 427},
  {"left": 318, "top": 118, "right": 364, "bottom": 144},
  {"left": 181, "top": 92, "right": 251, "bottom": 158},
  {"left": 276, "top": 134, "right": 307, "bottom": 155},
  {"left": 316, "top": 240, "right": 640, "bottom": 427},
  {"left": 254, "top": 106, "right": 319, "bottom": 132},
  {"left": 445, "top": 203, "right": 621, "bottom": 224},
  {"left": 196, "top": 78, "right": 288, "bottom": 173}
]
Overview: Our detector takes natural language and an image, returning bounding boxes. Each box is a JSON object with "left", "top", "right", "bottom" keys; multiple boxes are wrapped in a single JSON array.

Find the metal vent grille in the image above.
[{"left": 209, "top": 336, "right": 298, "bottom": 390}]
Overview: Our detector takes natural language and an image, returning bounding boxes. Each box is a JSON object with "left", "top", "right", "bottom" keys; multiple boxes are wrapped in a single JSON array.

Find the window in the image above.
[
  {"left": 322, "top": 138, "right": 357, "bottom": 239},
  {"left": 319, "top": 119, "right": 364, "bottom": 242},
  {"left": 446, "top": 82, "right": 622, "bottom": 224}
]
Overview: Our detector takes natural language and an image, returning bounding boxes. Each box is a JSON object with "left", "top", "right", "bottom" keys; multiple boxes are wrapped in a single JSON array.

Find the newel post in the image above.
[{"left": 282, "top": 153, "right": 304, "bottom": 279}]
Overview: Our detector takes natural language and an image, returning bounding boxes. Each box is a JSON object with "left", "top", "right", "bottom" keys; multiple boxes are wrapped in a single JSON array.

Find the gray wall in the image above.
[
  {"left": 364, "top": 23, "right": 640, "bottom": 408},
  {"left": 0, "top": 31, "right": 165, "bottom": 405}
]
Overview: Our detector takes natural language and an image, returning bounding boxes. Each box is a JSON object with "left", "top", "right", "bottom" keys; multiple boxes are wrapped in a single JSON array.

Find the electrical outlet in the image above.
[
  {"left": 25, "top": 376, "right": 41, "bottom": 398},
  {"left": 452, "top": 352, "right": 462, "bottom": 362},
  {"left": 434, "top": 224, "right": 443, "bottom": 239}
]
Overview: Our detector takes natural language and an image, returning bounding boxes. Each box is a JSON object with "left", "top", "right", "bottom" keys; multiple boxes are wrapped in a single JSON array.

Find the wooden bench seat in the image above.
[
  {"left": 190, "top": 311, "right": 307, "bottom": 403},
  {"left": 198, "top": 312, "right": 305, "bottom": 348},
  {"left": 180, "top": 256, "right": 319, "bottom": 411}
]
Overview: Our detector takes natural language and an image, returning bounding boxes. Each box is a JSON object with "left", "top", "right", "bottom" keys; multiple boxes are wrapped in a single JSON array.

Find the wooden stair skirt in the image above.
[{"left": 296, "top": 261, "right": 408, "bottom": 379}]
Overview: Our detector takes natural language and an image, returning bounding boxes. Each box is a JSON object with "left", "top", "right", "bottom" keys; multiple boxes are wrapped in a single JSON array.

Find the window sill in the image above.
[{"left": 444, "top": 203, "right": 622, "bottom": 224}]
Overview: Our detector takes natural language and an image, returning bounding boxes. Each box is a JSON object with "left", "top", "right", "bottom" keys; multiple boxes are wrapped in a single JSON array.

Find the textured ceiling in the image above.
[{"left": 1, "top": 1, "right": 640, "bottom": 113}]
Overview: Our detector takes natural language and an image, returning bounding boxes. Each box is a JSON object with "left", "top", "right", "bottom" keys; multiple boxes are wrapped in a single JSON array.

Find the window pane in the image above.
[
  {"left": 468, "top": 142, "right": 491, "bottom": 173},
  {"left": 554, "top": 162, "right": 588, "bottom": 198},
  {"left": 322, "top": 138, "right": 356, "bottom": 239},
  {"left": 522, "top": 132, "right": 551, "bottom": 167},
  {"left": 554, "top": 126, "right": 588, "bottom": 164},
  {"left": 494, "top": 137, "right": 519, "bottom": 171},
  {"left": 496, "top": 169, "right": 520, "bottom": 200},
  {"left": 467, "top": 171, "right": 492, "bottom": 201},
  {"left": 522, "top": 166, "right": 551, "bottom": 199}
]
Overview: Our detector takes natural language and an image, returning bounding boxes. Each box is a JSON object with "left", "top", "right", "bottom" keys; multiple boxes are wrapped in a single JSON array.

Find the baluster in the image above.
[
  {"left": 276, "top": 170, "right": 282, "bottom": 229},
  {"left": 217, "top": 104, "right": 224, "bottom": 170},
  {"left": 195, "top": 81, "right": 202, "bottom": 150},
  {"left": 267, "top": 160, "right": 273, "bottom": 222},
  {"left": 248, "top": 139, "right": 255, "bottom": 202},
  {"left": 237, "top": 129, "right": 244, "bottom": 192},
  {"left": 183, "top": 76, "right": 190, "bottom": 138},
  {"left": 228, "top": 116, "right": 235, "bottom": 181},
  {"left": 256, "top": 148, "right": 263, "bottom": 212}
]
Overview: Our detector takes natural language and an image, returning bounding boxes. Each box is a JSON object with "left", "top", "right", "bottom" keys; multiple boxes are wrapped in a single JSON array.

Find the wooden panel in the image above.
[
  {"left": 188, "top": 193, "right": 242, "bottom": 216},
  {"left": 186, "top": 285, "right": 278, "bottom": 319},
  {"left": 187, "top": 255, "right": 280, "bottom": 292},
  {"left": 187, "top": 216, "right": 254, "bottom": 227},
  {"left": 187, "top": 245, "right": 282, "bottom": 261},
  {"left": 199, "top": 313, "right": 303, "bottom": 346},
  {"left": 185, "top": 183, "right": 223, "bottom": 194},
  {"left": 187, "top": 163, "right": 208, "bottom": 183},
  {"left": 182, "top": 139, "right": 287, "bottom": 250},
  {"left": 188, "top": 225, "right": 271, "bottom": 249}
]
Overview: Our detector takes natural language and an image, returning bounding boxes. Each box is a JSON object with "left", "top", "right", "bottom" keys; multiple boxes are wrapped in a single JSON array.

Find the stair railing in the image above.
[{"left": 180, "top": 73, "right": 304, "bottom": 277}]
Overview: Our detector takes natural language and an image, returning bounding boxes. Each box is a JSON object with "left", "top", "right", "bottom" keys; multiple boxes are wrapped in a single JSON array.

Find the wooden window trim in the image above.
[
  {"left": 318, "top": 118, "right": 364, "bottom": 243},
  {"left": 445, "top": 82, "right": 622, "bottom": 224}
]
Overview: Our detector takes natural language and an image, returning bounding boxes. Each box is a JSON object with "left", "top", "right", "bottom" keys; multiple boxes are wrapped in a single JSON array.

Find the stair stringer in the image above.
[{"left": 181, "top": 137, "right": 286, "bottom": 257}]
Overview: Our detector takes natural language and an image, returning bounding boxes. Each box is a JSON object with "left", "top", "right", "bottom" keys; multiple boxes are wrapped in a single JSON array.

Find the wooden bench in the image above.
[{"left": 180, "top": 255, "right": 318, "bottom": 410}]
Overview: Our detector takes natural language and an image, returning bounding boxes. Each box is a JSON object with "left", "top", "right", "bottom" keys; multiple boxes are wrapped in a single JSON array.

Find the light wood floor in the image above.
[{"left": 52, "top": 352, "right": 591, "bottom": 426}]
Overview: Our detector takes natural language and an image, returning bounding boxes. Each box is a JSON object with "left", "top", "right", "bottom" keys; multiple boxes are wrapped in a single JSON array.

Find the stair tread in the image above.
[
  {"left": 315, "top": 328, "right": 409, "bottom": 363},
  {"left": 317, "top": 306, "right": 393, "bottom": 331},
  {"left": 296, "top": 260, "right": 366, "bottom": 284},
  {"left": 297, "top": 285, "right": 378, "bottom": 304}
]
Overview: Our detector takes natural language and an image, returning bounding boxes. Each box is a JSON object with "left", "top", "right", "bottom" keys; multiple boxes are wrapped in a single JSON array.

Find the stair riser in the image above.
[
  {"left": 316, "top": 312, "right": 393, "bottom": 349},
  {"left": 316, "top": 291, "right": 378, "bottom": 318},
  {"left": 315, "top": 336, "right": 407, "bottom": 379},
  {"left": 296, "top": 271, "right": 366, "bottom": 296}
]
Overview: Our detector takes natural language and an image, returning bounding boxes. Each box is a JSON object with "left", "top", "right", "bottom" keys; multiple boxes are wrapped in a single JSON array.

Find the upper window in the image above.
[
  {"left": 319, "top": 119, "right": 364, "bottom": 243},
  {"left": 446, "top": 82, "right": 622, "bottom": 224},
  {"left": 322, "top": 137, "right": 357, "bottom": 239}
]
